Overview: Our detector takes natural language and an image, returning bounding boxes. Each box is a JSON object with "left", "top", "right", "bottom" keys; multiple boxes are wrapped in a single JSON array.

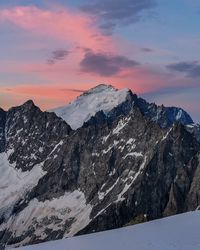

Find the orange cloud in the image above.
[{"left": 0, "top": 84, "right": 92, "bottom": 110}]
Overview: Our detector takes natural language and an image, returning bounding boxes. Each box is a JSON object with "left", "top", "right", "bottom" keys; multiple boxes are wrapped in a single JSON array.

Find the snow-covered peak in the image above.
[
  {"left": 50, "top": 84, "right": 130, "bottom": 130},
  {"left": 82, "top": 84, "right": 116, "bottom": 95}
]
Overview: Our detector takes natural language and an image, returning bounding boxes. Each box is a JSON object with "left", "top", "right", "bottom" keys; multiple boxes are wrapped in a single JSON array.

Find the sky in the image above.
[{"left": 0, "top": 0, "right": 200, "bottom": 122}]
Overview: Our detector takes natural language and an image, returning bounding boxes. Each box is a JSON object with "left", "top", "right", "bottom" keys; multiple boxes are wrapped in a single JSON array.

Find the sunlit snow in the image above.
[
  {"left": 50, "top": 84, "right": 129, "bottom": 129},
  {"left": 14, "top": 211, "right": 200, "bottom": 250}
]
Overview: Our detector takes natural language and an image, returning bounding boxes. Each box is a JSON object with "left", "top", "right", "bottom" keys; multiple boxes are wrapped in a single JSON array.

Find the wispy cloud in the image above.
[
  {"left": 59, "top": 88, "right": 85, "bottom": 93},
  {"left": 166, "top": 61, "right": 200, "bottom": 78},
  {"left": 81, "top": 0, "right": 156, "bottom": 32},
  {"left": 0, "top": 5, "right": 113, "bottom": 52},
  {"left": 0, "top": 84, "right": 87, "bottom": 110}
]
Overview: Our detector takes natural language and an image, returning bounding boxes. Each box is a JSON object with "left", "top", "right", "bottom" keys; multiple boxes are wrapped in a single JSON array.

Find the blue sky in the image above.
[{"left": 0, "top": 0, "right": 199, "bottom": 122}]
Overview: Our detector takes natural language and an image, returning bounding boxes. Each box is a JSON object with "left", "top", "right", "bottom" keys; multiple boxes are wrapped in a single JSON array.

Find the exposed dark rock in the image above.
[{"left": 135, "top": 97, "right": 193, "bottom": 128}]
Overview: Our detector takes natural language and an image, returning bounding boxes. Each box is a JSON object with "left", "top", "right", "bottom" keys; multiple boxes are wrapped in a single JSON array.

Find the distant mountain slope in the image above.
[
  {"left": 15, "top": 211, "right": 200, "bottom": 250},
  {"left": 0, "top": 85, "right": 199, "bottom": 249},
  {"left": 136, "top": 97, "right": 193, "bottom": 128}
]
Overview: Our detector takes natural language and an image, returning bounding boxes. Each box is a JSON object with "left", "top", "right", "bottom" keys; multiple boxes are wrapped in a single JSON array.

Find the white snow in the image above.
[
  {"left": 161, "top": 127, "right": 173, "bottom": 142},
  {"left": 46, "top": 140, "right": 64, "bottom": 160},
  {"left": 102, "top": 145, "right": 113, "bottom": 154},
  {"left": 186, "top": 124, "right": 196, "bottom": 129},
  {"left": 13, "top": 211, "right": 200, "bottom": 250},
  {"left": 112, "top": 116, "right": 131, "bottom": 135},
  {"left": 4, "top": 190, "right": 92, "bottom": 248},
  {"left": 102, "top": 140, "right": 119, "bottom": 154},
  {"left": 109, "top": 168, "right": 116, "bottom": 176},
  {"left": 50, "top": 85, "right": 129, "bottom": 129},
  {"left": 91, "top": 152, "right": 100, "bottom": 157},
  {"left": 176, "top": 109, "right": 183, "bottom": 120},
  {"left": 125, "top": 138, "right": 137, "bottom": 153},
  {"left": 0, "top": 151, "right": 46, "bottom": 220},
  {"left": 123, "top": 152, "right": 143, "bottom": 159},
  {"left": 102, "top": 134, "right": 110, "bottom": 143},
  {"left": 98, "top": 178, "right": 120, "bottom": 201},
  {"left": 38, "top": 147, "right": 44, "bottom": 153},
  {"left": 117, "top": 156, "right": 147, "bottom": 202},
  {"left": 126, "top": 138, "right": 135, "bottom": 145}
]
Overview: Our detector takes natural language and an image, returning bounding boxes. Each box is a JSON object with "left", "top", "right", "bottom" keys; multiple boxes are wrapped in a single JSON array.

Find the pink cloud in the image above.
[
  {"left": 1, "top": 5, "right": 196, "bottom": 113},
  {"left": 0, "top": 84, "right": 90, "bottom": 110},
  {"left": 0, "top": 6, "right": 113, "bottom": 53}
]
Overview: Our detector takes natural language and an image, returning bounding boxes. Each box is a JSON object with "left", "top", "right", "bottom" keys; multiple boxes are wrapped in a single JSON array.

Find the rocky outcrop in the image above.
[{"left": 5, "top": 100, "right": 71, "bottom": 172}]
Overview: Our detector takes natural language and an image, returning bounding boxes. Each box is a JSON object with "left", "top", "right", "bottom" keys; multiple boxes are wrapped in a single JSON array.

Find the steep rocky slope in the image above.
[{"left": 0, "top": 85, "right": 200, "bottom": 249}]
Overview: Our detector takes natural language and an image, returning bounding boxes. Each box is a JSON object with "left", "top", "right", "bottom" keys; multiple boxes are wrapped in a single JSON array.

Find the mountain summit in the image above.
[{"left": 50, "top": 84, "right": 130, "bottom": 129}]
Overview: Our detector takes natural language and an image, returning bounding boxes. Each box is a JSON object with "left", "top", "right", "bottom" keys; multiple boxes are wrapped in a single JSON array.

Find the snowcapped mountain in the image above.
[
  {"left": 50, "top": 84, "right": 193, "bottom": 129},
  {"left": 15, "top": 211, "right": 200, "bottom": 250},
  {"left": 50, "top": 84, "right": 130, "bottom": 129},
  {"left": 0, "top": 85, "right": 200, "bottom": 249}
]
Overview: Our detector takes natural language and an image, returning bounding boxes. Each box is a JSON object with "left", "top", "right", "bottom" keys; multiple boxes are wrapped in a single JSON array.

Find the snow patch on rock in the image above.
[
  {"left": 0, "top": 151, "right": 46, "bottom": 220},
  {"left": 3, "top": 190, "right": 92, "bottom": 247}
]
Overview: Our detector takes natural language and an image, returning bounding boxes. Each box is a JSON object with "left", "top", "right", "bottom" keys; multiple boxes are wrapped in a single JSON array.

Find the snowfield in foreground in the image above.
[{"left": 14, "top": 211, "right": 200, "bottom": 250}]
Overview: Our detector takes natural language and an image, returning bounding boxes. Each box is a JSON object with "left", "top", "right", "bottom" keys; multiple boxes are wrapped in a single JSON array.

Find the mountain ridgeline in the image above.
[{"left": 0, "top": 84, "right": 200, "bottom": 249}]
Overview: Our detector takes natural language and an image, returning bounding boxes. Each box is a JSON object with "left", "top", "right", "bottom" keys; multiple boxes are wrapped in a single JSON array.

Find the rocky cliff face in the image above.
[{"left": 0, "top": 85, "right": 200, "bottom": 249}]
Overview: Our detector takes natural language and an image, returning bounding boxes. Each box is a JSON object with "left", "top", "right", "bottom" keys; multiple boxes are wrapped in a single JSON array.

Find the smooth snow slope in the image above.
[
  {"left": 14, "top": 211, "right": 200, "bottom": 250},
  {"left": 50, "top": 84, "right": 129, "bottom": 129}
]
